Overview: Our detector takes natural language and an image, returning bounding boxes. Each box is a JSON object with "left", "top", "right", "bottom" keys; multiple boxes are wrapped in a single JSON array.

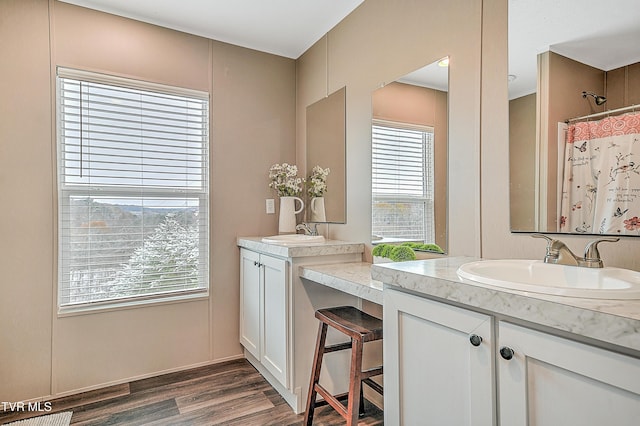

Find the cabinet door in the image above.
[
  {"left": 239, "top": 249, "right": 261, "bottom": 359},
  {"left": 384, "top": 288, "right": 495, "bottom": 426},
  {"left": 498, "top": 321, "right": 640, "bottom": 426},
  {"left": 261, "top": 254, "right": 288, "bottom": 387}
]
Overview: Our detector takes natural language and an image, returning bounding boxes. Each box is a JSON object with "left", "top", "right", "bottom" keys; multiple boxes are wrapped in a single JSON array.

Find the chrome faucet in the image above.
[
  {"left": 532, "top": 234, "right": 619, "bottom": 268},
  {"left": 296, "top": 222, "right": 318, "bottom": 236}
]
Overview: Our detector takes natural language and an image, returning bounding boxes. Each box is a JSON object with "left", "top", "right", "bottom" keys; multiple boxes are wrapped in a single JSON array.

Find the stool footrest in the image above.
[
  {"left": 363, "top": 377, "right": 384, "bottom": 395},
  {"left": 313, "top": 392, "right": 349, "bottom": 408},
  {"left": 361, "top": 366, "right": 383, "bottom": 379},
  {"left": 324, "top": 341, "right": 353, "bottom": 353},
  {"left": 315, "top": 383, "right": 348, "bottom": 418}
]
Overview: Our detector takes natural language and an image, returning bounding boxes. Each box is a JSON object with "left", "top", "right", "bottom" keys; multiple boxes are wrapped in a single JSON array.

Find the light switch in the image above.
[{"left": 266, "top": 198, "right": 275, "bottom": 214}]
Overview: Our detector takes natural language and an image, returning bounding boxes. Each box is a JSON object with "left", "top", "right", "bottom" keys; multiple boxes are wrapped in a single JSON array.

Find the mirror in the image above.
[
  {"left": 371, "top": 59, "right": 448, "bottom": 252},
  {"left": 509, "top": 0, "right": 640, "bottom": 235},
  {"left": 306, "top": 87, "right": 346, "bottom": 223}
]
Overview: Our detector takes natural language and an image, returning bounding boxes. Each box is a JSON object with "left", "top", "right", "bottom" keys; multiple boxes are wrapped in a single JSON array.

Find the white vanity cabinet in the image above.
[
  {"left": 239, "top": 248, "right": 288, "bottom": 386},
  {"left": 237, "top": 238, "right": 364, "bottom": 413},
  {"left": 384, "top": 287, "right": 640, "bottom": 426},
  {"left": 384, "top": 288, "right": 495, "bottom": 425},
  {"left": 498, "top": 321, "right": 640, "bottom": 426}
]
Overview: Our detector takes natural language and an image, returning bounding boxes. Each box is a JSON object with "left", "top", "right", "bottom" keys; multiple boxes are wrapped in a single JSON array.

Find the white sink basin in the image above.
[
  {"left": 261, "top": 234, "right": 325, "bottom": 245},
  {"left": 457, "top": 259, "right": 640, "bottom": 299}
]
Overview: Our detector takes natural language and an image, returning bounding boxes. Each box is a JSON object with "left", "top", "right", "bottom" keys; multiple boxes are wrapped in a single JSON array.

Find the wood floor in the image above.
[{"left": 0, "top": 358, "right": 383, "bottom": 425}]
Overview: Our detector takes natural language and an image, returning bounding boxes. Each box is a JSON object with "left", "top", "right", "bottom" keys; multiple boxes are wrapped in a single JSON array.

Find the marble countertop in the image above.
[
  {"left": 299, "top": 262, "right": 383, "bottom": 304},
  {"left": 237, "top": 237, "right": 364, "bottom": 258},
  {"left": 371, "top": 257, "right": 640, "bottom": 354},
  {"left": 237, "top": 237, "right": 640, "bottom": 354}
]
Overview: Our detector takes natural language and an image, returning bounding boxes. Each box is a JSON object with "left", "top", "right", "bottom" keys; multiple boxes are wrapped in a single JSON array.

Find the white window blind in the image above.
[
  {"left": 57, "top": 68, "right": 209, "bottom": 309},
  {"left": 372, "top": 121, "right": 434, "bottom": 242}
]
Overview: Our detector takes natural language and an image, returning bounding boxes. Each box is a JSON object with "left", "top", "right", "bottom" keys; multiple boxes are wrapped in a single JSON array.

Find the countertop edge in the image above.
[
  {"left": 237, "top": 237, "right": 364, "bottom": 258},
  {"left": 299, "top": 262, "right": 383, "bottom": 305},
  {"left": 372, "top": 257, "right": 640, "bottom": 355}
]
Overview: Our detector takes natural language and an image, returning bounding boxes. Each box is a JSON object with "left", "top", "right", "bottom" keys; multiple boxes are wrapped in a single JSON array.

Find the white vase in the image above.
[
  {"left": 310, "top": 196, "right": 326, "bottom": 222},
  {"left": 278, "top": 196, "right": 304, "bottom": 234}
]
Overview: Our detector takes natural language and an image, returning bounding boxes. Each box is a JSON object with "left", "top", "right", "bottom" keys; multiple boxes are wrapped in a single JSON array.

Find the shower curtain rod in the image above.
[{"left": 566, "top": 103, "right": 639, "bottom": 123}]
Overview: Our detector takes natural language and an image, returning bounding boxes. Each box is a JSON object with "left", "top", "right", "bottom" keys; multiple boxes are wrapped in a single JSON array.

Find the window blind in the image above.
[
  {"left": 57, "top": 68, "right": 209, "bottom": 308},
  {"left": 372, "top": 121, "right": 434, "bottom": 242}
]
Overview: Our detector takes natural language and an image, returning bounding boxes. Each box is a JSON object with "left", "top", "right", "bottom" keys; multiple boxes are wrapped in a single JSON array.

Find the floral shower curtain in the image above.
[{"left": 560, "top": 111, "right": 640, "bottom": 235}]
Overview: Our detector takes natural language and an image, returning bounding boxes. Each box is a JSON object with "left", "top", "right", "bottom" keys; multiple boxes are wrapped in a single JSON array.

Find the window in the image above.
[
  {"left": 57, "top": 68, "right": 209, "bottom": 309},
  {"left": 372, "top": 120, "right": 434, "bottom": 242}
]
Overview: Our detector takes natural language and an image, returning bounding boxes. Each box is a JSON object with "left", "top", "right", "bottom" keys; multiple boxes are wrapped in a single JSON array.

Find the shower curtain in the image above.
[{"left": 560, "top": 111, "right": 640, "bottom": 235}]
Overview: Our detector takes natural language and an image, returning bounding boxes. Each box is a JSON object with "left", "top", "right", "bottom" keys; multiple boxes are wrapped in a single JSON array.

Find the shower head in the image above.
[{"left": 582, "top": 91, "right": 607, "bottom": 106}]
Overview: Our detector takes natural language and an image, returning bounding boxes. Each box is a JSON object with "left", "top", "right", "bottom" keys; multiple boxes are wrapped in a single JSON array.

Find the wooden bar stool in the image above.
[{"left": 303, "top": 306, "right": 383, "bottom": 425}]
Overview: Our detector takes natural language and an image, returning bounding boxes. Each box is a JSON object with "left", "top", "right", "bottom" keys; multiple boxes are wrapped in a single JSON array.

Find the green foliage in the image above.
[
  {"left": 390, "top": 245, "right": 417, "bottom": 261},
  {"left": 372, "top": 243, "right": 395, "bottom": 258},
  {"left": 371, "top": 244, "right": 386, "bottom": 257},
  {"left": 381, "top": 245, "right": 394, "bottom": 258},
  {"left": 373, "top": 243, "right": 417, "bottom": 262},
  {"left": 401, "top": 242, "right": 444, "bottom": 253}
]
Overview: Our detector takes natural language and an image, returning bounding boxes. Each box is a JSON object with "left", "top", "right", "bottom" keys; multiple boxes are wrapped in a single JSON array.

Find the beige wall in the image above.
[
  {"left": 509, "top": 93, "right": 537, "bottom": 231},
  {"left": 296, "top": 0, "right": 482, "bottom": 257},
  {"left": 0, "top": 0, "right": 54, "bottom": 401},
  {"left": 606, "top": 62, "right": 640, "bottom": 109},
  {"left": 372, "top": 81, "right": 448, "bottom": 249},
  {"left": 1, "top": 0, "right": 295, "bottom": 400},
  {"left": 512, "top": 55, "right": 640, "bottom": 235},
  {"left": 4, "top": 0, "right": 640, "bottom": 405},
  {"left": 539, "top": 52, "right": 604, "bottom": 229},
  {"left": 481, "top": 0, "right": 640, "bottom": 270},
  {"left": 306, "top": 87, "right": 346, "bottom": 223},
  {"left": 293, "top": 0, "right": 640, "bottom": 270}
]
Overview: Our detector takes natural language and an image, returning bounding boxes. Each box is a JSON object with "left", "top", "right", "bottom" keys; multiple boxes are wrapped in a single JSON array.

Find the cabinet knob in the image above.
[
  {"left": 499, "top": 346, "right": 514, "bottom": 360},
  {"left": 469, "top": 334, "right": 483, "bottom": 347},
  {"left": 253, "top": 261, "right": 258, "bottom": 266}
]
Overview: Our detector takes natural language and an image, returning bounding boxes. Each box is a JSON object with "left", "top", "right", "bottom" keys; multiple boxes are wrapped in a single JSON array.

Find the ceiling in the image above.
[
  {"left": 509, "top": 0, "right": 640, "bottom": 99},
  {"left": 58, "top": 0, "right": 364, "bottom": 59},
  {"left": 59, "top": 0, "right": 640, "bottom": 99}
]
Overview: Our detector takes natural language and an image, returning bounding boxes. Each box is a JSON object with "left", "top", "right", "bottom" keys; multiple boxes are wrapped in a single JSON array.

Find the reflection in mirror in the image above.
[
  {"left": 371, "top": 58, "right": 448, "bottom": 252},
  {"left": 509, "top": 0, "right": 640, "bottom": 236},
  {"left": 306, "top": 87, "right": 346, "bottom": 223}
]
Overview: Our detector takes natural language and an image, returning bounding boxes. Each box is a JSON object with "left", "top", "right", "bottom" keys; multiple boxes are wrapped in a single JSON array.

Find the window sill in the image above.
[
  {"left": 57, "top": 290, "right": 209, "bottom": 318},
  {"left": 372, "top": 237, "right": 424, "bottom": 245}
]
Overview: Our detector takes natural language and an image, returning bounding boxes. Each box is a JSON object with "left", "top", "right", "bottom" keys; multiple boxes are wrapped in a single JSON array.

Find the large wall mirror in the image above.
[
  {"left": 371, "top": 58, "right": 449, "bottom": 252},
  {"left": 306, "top": 87, "right": 346, "bottom": 223},
  {"left": 509, "top": 0, "right": 640, "bottom": 236}
]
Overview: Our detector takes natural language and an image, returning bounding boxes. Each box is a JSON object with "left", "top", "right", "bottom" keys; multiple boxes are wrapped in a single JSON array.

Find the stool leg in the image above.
[
  {"left": 346, "top": 337, "right": 364, "bottom": 426},
  {"left": 357, "top": 337, "right": 365, "bottom": 416},
  {"left": 303, "top": 322, "right": 328, "bottom": 426}
]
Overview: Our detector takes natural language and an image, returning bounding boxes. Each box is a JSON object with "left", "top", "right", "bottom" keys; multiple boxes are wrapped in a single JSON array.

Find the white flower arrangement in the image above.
[
  {"left": 307, "top": 165, "right": 330, "bottom": 198},
  {"left": 268, "top": 163, "right": 304, "bottom": 197}
]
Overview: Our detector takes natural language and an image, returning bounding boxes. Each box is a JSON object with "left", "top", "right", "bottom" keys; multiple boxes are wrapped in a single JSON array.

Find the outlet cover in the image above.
[{"left": 266, "top": 198, "right": 275, "bottom": 214}]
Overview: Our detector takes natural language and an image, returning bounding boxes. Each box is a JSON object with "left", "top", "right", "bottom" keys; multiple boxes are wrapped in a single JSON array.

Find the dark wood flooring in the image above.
[{"left": 0, "top": 358, "right": 383, "bottom": 425}]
